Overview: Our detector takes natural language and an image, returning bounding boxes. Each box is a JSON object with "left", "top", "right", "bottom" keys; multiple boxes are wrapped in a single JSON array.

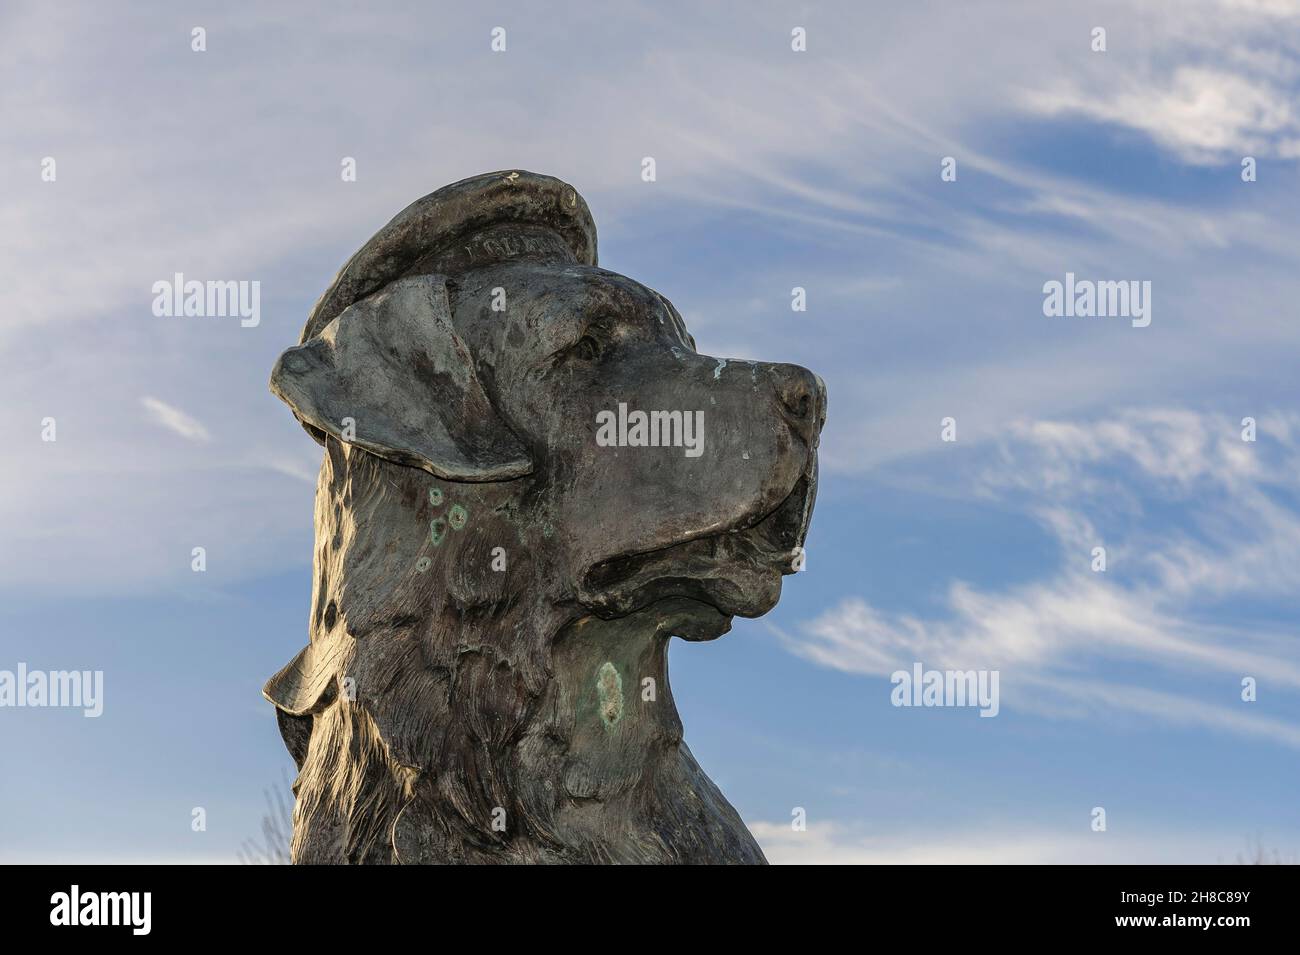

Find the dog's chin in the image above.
[{"left": 579, "top": 469, "right": 817, "bottom": 630}]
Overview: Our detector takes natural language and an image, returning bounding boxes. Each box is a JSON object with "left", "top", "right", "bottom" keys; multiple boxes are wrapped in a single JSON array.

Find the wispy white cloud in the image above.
[
  {"left": 1014, "top": 1, "right": 1300, "bottom": 165},
  {"left": 140, "top": 396, "right": 211, "bottom": 443},
  {"left": 1025, "top": 67, "right": 1300, "bottom": 164},
  {"left": 1218, "top": 0, "right": 1300, "bottom": 20},
  {"left": 788, "top": 409, "right": 1300, "bottom": 748}
]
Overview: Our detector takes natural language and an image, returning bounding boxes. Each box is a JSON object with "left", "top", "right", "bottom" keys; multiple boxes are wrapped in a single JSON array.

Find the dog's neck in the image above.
[
  {"left": 547, "top": 604, "right": 691, "bottom": 797},
  {"left": 381, "top": 593, "right": 764, "bottom": 863},
  {"left": 522, "top": 597, "right": 765, "bottom": 863},
  {"left": 290, "top": 447, "right": 766, "bottom": 863}
]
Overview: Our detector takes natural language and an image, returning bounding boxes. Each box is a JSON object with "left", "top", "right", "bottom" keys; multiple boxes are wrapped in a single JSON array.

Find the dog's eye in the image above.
[{"left": 571, "top": 334, "right": 601, "bottom": 362}]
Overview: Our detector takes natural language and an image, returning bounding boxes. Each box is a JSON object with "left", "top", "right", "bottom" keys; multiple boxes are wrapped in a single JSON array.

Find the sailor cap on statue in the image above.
[{"left": 300, "top": 169, "right": 598, "bottom": 342}]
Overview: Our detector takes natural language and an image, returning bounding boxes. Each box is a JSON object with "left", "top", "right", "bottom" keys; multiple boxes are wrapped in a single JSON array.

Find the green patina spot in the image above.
[
  {"left": 415, "top": 556, "right": 432, "bottom": 573},
  {"left": 429, "top": 518, "right": 447, "bottom": 546},
  {"left": 448, "top": 503, "right": 468, "bottom": 530},
  {"left": 428, "top": 488, "right": 443, "bottom": 507},
  {"left": 596, "top": 661, "right": 623, "bottom": 727}
]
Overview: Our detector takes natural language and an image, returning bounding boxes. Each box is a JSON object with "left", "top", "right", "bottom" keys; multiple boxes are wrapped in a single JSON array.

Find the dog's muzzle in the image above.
[{"left": 580, "top": 372, "right": 824, "bottom": 625}]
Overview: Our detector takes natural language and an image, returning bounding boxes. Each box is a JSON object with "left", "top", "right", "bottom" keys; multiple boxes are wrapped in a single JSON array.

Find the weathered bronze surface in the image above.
[{"left": 265, "top": 170, "right": 825, "bottom": 863}]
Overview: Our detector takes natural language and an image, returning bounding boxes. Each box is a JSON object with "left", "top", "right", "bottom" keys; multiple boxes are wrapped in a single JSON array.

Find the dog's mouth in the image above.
[{"left": 579, "top": 464, "right": 818, "bottom": 628}]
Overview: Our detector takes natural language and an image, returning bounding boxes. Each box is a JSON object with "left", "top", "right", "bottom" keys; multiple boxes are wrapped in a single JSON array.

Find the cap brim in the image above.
[{"left": 301, "top": 169, "right": 597, "bottom": 342}]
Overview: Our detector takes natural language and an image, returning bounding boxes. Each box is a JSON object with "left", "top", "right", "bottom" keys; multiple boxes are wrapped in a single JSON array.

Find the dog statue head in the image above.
[{"left": 265, "top": 171, "right": 825, "bottom": 864}]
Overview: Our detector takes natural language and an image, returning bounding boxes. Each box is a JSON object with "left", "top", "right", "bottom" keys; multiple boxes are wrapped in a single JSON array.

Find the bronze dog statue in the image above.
[{"left": 264, "top": 170, "right": 825, "bottom": 863}]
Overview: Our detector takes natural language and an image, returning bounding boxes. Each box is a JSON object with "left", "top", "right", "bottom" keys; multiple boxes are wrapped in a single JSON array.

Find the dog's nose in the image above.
[{"left": 770, "top": 363, "right": 826, "bottom": 441}]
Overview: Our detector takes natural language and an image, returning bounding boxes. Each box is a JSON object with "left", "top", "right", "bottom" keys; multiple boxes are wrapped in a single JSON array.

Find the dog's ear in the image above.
[{"left": 270, "top": 274, "right": 532, "bottom": 481}]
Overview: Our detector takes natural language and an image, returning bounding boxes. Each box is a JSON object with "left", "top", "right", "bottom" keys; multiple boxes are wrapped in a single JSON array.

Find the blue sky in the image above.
[{"left": 3, "top": 0, "right": 1300, "bottom": 863}]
